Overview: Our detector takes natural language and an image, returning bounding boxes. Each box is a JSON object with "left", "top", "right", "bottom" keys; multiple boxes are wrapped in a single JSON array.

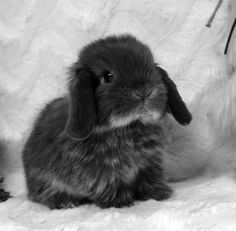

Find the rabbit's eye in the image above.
[{"left": 102, "top": 71, "right": 113, "bottom": 84}]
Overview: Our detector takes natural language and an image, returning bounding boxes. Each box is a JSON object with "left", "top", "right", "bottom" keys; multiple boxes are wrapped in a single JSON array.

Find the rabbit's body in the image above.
[
  {"left": 24, "top": 97, "right": 171, "bottom": 209},
  {"left": 23, "top": 34, "right": 192, "bottom": 209}
]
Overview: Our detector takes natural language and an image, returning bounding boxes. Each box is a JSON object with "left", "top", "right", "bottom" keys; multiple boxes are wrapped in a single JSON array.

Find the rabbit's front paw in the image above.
[
  {"left": 149, "top": 183, "right": 173, "bottom": 201},
  {"left": 136, "top": 181, "right": 173, "bottom": 201},
  {"left": 96, "top": 190, "right": 134, "bottom": 208},
  {"left": 54, "top": 197, "right": 90, "bottom": 209},
  {"left": 47, "top": 193, "right": 90, "bottom": 210}
]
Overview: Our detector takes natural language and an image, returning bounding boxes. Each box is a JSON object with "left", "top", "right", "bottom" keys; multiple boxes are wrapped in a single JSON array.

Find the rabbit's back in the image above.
[{"left": 23, "top": 98, "right": 72, "bottom": 181}]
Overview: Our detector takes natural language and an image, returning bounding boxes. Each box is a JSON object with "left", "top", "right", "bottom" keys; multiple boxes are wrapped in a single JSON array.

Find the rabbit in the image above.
[
  {"left": 0, "top": 143, "right": 11, "bottom": 202},
  {"left": 23, "top": 34, "right": 192, "bottom": 209}
]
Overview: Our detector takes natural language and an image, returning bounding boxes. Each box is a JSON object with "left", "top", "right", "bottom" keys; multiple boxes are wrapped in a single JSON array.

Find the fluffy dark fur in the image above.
[{"left": 23, "top": 34, "right": 192, "bottom": 209}]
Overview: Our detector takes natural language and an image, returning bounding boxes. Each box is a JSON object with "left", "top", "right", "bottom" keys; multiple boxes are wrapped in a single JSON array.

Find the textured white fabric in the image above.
[{"left": 0, "top": 0, "right": 236, "bottom": 230}]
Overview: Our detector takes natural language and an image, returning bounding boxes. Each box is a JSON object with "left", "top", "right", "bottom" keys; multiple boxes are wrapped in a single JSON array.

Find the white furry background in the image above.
[{"left": 0, "top": 0, "right": 236, "bottom": 230}]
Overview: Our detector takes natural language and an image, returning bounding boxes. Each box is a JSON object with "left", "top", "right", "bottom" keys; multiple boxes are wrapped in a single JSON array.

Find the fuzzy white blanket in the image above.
[{"left": 0, "top": 0, "right": 236, "bottom": 230}]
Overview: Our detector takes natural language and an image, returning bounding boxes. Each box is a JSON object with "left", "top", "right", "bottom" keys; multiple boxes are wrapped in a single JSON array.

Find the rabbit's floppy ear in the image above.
[
  {"left": 66, "top": 64, "right": 97, "bottom": 140},
  {"left": 156, "top": 65, "right": 192, "bottom": 125}
]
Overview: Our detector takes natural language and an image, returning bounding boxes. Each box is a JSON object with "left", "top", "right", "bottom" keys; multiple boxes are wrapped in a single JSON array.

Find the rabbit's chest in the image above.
[{"left": 87, "top": 124, "right": 166, "bottom": 185}]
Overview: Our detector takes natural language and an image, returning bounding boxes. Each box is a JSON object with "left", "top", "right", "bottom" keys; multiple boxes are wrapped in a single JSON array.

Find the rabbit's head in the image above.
[{"left": 66, "top": 35, "right": 192, "bottom": 139}]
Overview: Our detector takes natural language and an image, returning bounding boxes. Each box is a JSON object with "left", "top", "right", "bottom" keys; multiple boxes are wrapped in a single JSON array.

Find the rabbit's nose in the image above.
[{"left": 133, "top": 89, "right": 152, "bottom": 99}]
